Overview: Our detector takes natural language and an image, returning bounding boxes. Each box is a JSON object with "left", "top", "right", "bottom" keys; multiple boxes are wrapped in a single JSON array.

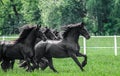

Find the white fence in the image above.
[
  {"left": 0, "top": 36, "right": 120, "bottom": 56},
  {"left": 83, "top": 35, "right": 120, "bottom": 56}
]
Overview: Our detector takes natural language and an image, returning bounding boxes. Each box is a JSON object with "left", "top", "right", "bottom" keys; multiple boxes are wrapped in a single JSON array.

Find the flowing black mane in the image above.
[
  {"left": 62, "top": 22, "right": 83, "bottom": 38},
  {"left": 15, "top": 26, "right": 36, "bottom": 44},
  {"left": 19, "top": 24, "right": 37, "bottom": 32}
]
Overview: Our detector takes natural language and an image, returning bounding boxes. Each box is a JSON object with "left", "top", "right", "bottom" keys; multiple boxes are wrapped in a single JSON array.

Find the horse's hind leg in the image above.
[
  {"left": 47, "top": 57, "right": 58, "bottom": 73},
  {"left": 76, "top": 52, "right": 87, "bottom": 67},
  {"left": 1, "top": 60, "right": 10, "bottom": 72},
  {"left": 40, "top": 57, "right": 48, "bottom": 70}
]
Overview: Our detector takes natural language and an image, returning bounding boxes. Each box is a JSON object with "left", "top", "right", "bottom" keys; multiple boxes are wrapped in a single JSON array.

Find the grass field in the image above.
[{"left": 0, "top": 36, "right": 120, "bottom": 76}]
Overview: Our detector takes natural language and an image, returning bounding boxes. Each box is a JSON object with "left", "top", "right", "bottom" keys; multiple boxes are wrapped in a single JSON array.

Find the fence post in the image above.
[
  {"left": 2, "top": 36, "right": 5, "bottom": 41},
  {"left": 83, "top": 37, "right": 86, "bottom": 55},
  {"left": 114, "top": 35, "right": 117, "bottom": 56}
]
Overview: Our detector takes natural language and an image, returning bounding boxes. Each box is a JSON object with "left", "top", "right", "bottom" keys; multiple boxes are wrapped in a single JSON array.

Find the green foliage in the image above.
[
  {"left": 110, "top": 0, "right": 120, "bottom": 35},
  {"left": 0, "top": 0, "right": 120, "bottom": 35},
  {"left": 21, "top": 0, "right": 42, "bottom": 24}
]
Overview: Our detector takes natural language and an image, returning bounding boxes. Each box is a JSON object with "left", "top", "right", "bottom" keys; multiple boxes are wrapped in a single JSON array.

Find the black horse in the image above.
[
  {"left": 20, "top": 25, "right": 58, "bottom": 70},
  {"left": 0, "top": 25, "right": 47, "bottom": 72},
  {"left": 0, "top": 41, "right": 16, "bottom": 69},
  {"left": 33, "top": 22, "right": 90, "bottom": 72},
  {"left": 19, "top": 26, "right": 58, "bottom": 69}
]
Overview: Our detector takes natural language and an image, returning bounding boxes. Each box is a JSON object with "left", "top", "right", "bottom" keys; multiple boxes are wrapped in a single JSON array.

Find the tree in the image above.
[
  {"left": 86, "top": 0, "right": 113, "bottom": 35},
  {"left": 110, "top": 0, "right": 120, "bottom": 35},
  {"left": 21, "top": 0, "right": 42, "bottom": 24}
]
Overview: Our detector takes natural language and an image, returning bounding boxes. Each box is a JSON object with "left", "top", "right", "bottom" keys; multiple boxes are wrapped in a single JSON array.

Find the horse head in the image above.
[
  {"left": 62, "top": 22, "right": 90, "bottom": 39},
  {"left": 43, "top": 27, "right": 58, "bottom": 40},
  {"left": 35, "top": 25, "right": 47, "bottom": 41},
  {"left": 78, "top": 22, "right": 90, "bottom": 39}
]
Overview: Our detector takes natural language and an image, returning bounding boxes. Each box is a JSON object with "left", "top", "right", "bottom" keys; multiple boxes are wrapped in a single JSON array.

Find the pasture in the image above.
[{"left": 0, "top": 36, "right": 120, "bottom": 76}]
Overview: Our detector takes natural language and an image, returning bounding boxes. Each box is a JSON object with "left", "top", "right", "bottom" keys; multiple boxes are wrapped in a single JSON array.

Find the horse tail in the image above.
[{"left": 0, "top": 42, "right": 4, "bottom": 62}]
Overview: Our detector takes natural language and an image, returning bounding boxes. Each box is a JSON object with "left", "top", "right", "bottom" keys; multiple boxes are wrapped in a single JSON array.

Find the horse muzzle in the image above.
[{"left": 86, "top": 35, "right": 90, "bottom": 39}]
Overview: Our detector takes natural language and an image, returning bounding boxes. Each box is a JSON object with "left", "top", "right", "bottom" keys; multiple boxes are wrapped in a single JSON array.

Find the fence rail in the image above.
[
  {"left": 82, "top": 35, "right": 120, "bottom": 56},
  {"left": 0, "top": 36, "right": 119, "bottom": 56}
]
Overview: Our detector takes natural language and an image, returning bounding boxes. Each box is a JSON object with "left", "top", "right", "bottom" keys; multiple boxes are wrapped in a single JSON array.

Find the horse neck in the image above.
[
  {"left": 24, "top": 30, "right": 36, "bottom": 46},
  {"left": 46, "top": 32, "right": 57, "bottom": 40},
  {"left": 63, "top": 30, "right": 80, "bottom": 43}
]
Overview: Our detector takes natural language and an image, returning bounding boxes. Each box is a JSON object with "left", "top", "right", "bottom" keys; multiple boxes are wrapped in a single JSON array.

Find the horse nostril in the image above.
[{"left": 87, "top": 35, "right": 90, "bottom": 39}]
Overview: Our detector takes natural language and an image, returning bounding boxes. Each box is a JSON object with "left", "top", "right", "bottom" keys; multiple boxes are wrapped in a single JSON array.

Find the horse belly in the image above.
[
  {"left": 48, "top": 46, "right": 69, "bottom": 58},
  {"left": 52, "top": 52, "right": 69, "bottom": 58},
  {"left": 5, "top": 47, "right": 23, "bottom": 59}
]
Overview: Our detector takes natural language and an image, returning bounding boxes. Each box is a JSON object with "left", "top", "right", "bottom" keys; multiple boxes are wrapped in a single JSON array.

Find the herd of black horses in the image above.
[{"left": 0, "top": 22, "right": 90, "bottom": 72}]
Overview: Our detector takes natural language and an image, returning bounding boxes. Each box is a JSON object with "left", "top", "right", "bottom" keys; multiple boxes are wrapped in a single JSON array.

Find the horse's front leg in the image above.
[
  {"left": 10, "top": 60, "right": 15, "bottom": 69},
  {"left": 23, "top": 54, "right": 32, "bottom": 72},
  {"left": 25, "top": 57, "right": 32, "bottom": 72},
  {"left": 31, "top": 57, "right": 39, "bottom": 70},
  {"left": 21, "top": 48, "right": 32, "bottom": 72},
  {"left": 68, "top": 52, "right": 84, "bottom": 71},
  {"left": 76, "top": 52, "right": 87, "bottom": 67}
]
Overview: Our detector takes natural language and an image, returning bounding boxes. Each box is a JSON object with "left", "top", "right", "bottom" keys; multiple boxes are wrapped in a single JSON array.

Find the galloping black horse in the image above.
[
  {"left": 0, "top": 41, "right": 16, "bottom": 69},
  {"left": 33, "top": 22, "right": 90, "bottom": 72},
  {"left": 19, "top": 26, "right": 59, "bottom": 69},
  {"left": 0, "top": 25, "right": 47, "bottom": 72}
]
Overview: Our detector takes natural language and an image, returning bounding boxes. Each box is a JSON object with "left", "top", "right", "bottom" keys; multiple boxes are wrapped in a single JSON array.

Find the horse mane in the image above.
[
  {"left": 19, "top": 24, "right": 37, "bottom": 32},
  {"left": 15, "top": 26, "right": 36, "bottom": 44},
  {"left": 62, "top": 22, "right": 83, "bottom": 38}
]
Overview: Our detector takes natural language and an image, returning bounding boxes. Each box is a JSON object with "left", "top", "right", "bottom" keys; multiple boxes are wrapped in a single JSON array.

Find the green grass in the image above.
[
  {"left": 0, "top": 37, "right": 120, "bottom": 76},
  {"left": 0, "top": 54, "right": 119, "bottom": 76}
]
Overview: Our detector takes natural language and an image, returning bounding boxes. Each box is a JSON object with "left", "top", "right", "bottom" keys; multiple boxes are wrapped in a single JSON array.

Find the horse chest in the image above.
[{"left": 66, "top": 43, "right": 80, "bottom": 53}]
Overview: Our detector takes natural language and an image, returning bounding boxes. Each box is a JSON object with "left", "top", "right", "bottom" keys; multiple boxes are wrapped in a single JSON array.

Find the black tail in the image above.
[{"left": 0, "top": 42, "right": 4, "bottom": 62}]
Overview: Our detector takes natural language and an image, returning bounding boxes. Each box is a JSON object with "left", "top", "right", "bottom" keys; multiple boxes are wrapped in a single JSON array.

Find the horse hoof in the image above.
[
  {"left": 3, "top": 69, "right": 7, "bottom": 72},
  {"left": 19, "top": 61, "right": 27, "bottom": 68},
  {"left": 40, "top": 64, "right": 48, "bottom": 70},
  {"left": 25, "top": 67, "right": 33, "bottom": 72},
  {"left": 26, "top": 69, "right": 33, "bottom": 72},
  {"left": 82, "top": 69, "right": 85, "bottom": 72},
  {"left": 54, "top": 71, "right": 59, "bottom": 73},
  {"left": 82, "top": 61, "right": 87, "bottom": 67}
]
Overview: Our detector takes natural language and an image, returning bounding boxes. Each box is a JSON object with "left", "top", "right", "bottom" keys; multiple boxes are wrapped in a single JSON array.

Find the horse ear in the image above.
[
  {"left": 81, "top": 22, "right": 84, "bottom": 25},
  {"left": 80, "top": 22, "right": 84, "bottom": 27},
  {"left": 36, "top": 24, "right": 41, "bottom": 28},
  {"left": 39, "top": 25, "right": 41, "bottom": 28},
  {"left": 45, "top": 26, "right": 48, "bottom": 29}
]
